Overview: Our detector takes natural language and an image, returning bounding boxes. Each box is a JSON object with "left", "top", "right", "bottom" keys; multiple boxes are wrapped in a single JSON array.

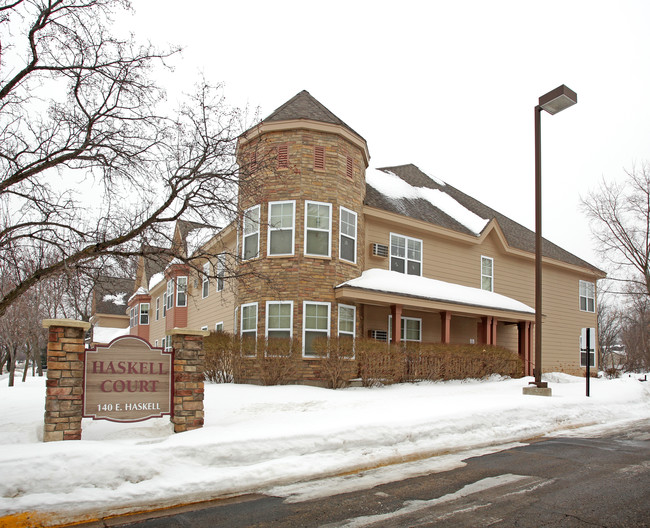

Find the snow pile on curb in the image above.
[{"left": 0, "top": 373, "right": 648, "bottom": 520}]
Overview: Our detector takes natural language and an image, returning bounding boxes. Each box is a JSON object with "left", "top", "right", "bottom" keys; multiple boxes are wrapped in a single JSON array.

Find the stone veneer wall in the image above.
[
  {"left": 42, "top": 319, "right": 90, "bottom": 442},
  {"left": 236, "top": 127, "right": 367, "bottom": 382}
]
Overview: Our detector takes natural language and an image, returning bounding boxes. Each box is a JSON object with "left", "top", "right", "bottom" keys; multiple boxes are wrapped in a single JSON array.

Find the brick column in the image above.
[
  {"left": 170, "top": 328, "right": 209, "bottom": 433},
  {"left": 42, "top": 319, "right": 91, "bottom": 442}
]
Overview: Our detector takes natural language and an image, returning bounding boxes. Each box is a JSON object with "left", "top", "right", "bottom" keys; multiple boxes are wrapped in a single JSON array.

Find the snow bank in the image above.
[{"left": 0, "top": 373, "right": 648, "bottom": 523}]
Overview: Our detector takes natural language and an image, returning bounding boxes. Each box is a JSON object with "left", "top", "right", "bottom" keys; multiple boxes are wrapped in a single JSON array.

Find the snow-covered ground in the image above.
[{"left": 0, "top": 372, "right": 649, "bottom": 525}]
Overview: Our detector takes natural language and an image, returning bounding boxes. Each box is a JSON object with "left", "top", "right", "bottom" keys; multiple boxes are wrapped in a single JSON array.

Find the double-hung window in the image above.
[
  {"left": 303, "top": 301, "right": 330, "bottom": 357},
  {"left": 241, "top": 303, "right": 258, "bottom": 340},
  {"left": 166, "top": 280, "right": 174, "bottom": 310},
  {"left": 268, "top": 201, "right": 295, "bottom": 256},
  {"left": 579, "top": 281, "right": 595, "bottom": 313},
  {"left": 216, "top": 253, "right": 225, "bottom": 292},
  {"left": 176, "top": 276, "right": 188, "bottom": 307},
  {"left": 139, "top": 303, "right": 149, "bottom": 325},
  {"left": 305, "top": 201, "right": 331, "bottom": 257},
  {"left": 266, "top": 301, "right": 293, "bottom": 339},
  {"left": 155, "top": 297, "right": 160, "bottom": 321},
  {"left": 481, "top": 256, "right": 494, "bottom": 292},
  {"left": 162, "top": 293, "right": 167, "bottom": 317},
  {"left": 390, "top": 233, "right": 422, "bottom": 276},
  {"left": 243, "top": 205, "right": 260, "bottom": 260},
  {"left": 202, "top": 262, "right": 210, "bottom": 298},
  {"left": 338, "top": 304, "right": 356, "bottom": 341},
  {"left": 130, "top": 307, "right": 137, "bottom": 328},
  {"left": 340, "top": 207, "right": 357, "bottom": 263}
]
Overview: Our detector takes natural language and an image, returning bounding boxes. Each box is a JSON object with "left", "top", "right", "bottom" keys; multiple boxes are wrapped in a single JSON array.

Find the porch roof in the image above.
[{"left": 335, "top": 269, "right": 535, "bottom": 321}]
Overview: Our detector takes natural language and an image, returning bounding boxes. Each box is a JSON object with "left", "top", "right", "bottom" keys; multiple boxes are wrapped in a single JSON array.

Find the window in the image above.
[
  {"left": 164, "top": 335, "right": 172, "bottom": 352},
  {"left": 129, "top": 307, "right": 137, "bottom": 328},
  {"left": 303, "top": 301, "right": 330, "bottom": 357},
  {"left": 155, "top": 297, "right": 160, "bottom": 321},
  {"left": 216, "top": 253, "right": 225, "bottom": 292},
  {"left": 314, "top": 145, "right": 325, "bottom": 170},
  {"left": 340, "top": 207, "right": 357, "bottom": 263},
  {"left": 241, "top": 303, "right": 258, "bottom": 340},
  {"left": 154, "top": 340, "right": 158, "bottom": 348},
  {"left": 390, "top": 234, "right": 422, "bottom": 276},
  {"left": 338, "top": 304, "right": 356, "bottom": 341},
  {"left": 388, "top": 316, "right": 422, "bottom": 342},
  {"left": 579, "top": 281, "right": 595, "bottom": 312},
  {"left": 278, "top": 144, "right": 289, "bottom": 169},
  {"left": 215, "top": 322, "right": 224, "bottom": 333},
  {"left": 481, "top": 256, "right": 494, "bottom": 292},
  {"left": 305, "top": 201, "right": 331, "bottom": 257},
  {"left": 266, "top": 301, "right": 293, "bottom": 339},
  {"left": 166, "top": 280, "right": 174, "bottom": 310},
  {"left": 176, "top": 276, "right": 188, "bottom": 307},
  {"left": 201, "top": 326, "right": 208, "bottom": 331},
  {"left": 139, "top": 303, "right": 149, "bottom": 325},
  {"left": 268, "top": 201, "right": 295, "bottom": 256},
  {"left": 243, "top": 205, "right": 260, "bottom": 260},
  {"left": 202, "top": 262, "right": 210, "bottom": 298},
  {"left": 162, "top": 293, "right": 167, "bottom": 317}
]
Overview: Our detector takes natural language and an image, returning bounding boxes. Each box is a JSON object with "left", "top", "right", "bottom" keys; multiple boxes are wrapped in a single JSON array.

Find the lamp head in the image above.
[{"left": 539, "top": 85, "right": 577, "bottom": 115}]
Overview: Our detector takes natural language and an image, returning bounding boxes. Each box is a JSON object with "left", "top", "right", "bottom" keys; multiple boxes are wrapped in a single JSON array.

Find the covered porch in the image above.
[{"left": 335, "top": 269, "right": 537, "bottom": 376}]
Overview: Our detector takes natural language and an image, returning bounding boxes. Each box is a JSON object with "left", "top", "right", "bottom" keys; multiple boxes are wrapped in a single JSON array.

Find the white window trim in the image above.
[
  {"left": 242, "top": 204, "right": 260, "bottom": 260},
  {"left": 155, "top": 297, "right": 160, "bottom": 321},
  {"left": 481, "top": 256, "right": 494, "bottom": 292},
  {"left": 164, "top": 335, "right": 172, "bottom": 352},
  {"left": 579, "top": 280, "right": 596, "bottom": 313},
  {"left": 390, "top": 233, "right": 423, "bottom": 276},
  {"left": 216, "top": 253, "right": 225, "bottom": 292},
  {"left": 579, "top": 331, "right": 596, "bottom": 367},
  {"left": 162, "top": 292, "right": 167, "bottom": 317},
  {"left": 201, "top": 325, "right": 208, "bottom": 331},
  {"left": 130, "top": 307, "right": 137, "bottom": 328},
  {"left": 302, "top": 301, "right": 331, "bottom": 357},
  {"left": 241, "top": 302, "right": 258, "bottom": 356},
  {"left": 139, "top": 303, "right": 149, "bottom": 325},
  {"left": 267, "top": 200, "right": 296, "bottom": 257},
  {"left": 265, "top": 300, "right": 294, "bottom": 338},
  {"left": 215, "top": 321, "right": 224, "bottom": 333},
  {"left": 339, "top": 206, "right": 357, "bottom": 264},
  {"left": 304, "top": 201, "right": 332, "bottom": 258},
  {"left": 202, "top": 262, "right": 210, "bottom": 299},
  {"left": 338, "top": 304, "right": 356, "bottom": 339},
  {"left": 166, "top": 280, "right": 174, "bottom": 310},
  {"left": 176, "top": 276, "right": 188, "bottom": 307},
  {"left": 154, "top": 339, "right": 159, "bottom": 348}
]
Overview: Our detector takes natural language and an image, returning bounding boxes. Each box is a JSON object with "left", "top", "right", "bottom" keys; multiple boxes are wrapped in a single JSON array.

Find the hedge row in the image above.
[{"left": 202, "top": 332, "right": 523, "bottom": 387}]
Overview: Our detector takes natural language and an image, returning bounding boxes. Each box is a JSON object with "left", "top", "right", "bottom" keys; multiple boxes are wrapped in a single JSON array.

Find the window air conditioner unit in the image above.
[
  {"left": 371, "top": 243, "right": 389, "bottom": 258},
  {"left": 369, "top": 330, "right": 388, "bottom": 342}
]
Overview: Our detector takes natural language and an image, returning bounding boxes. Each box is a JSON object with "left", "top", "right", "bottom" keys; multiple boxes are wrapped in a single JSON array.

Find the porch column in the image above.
[
  {"left": 480, "top": 316, "right": 492, "bottom": 345},
  {"left": 528, "top": 322, "right": 535, "bottom": 376},
  {"left": 490, "top": 317, "right": 498, "bottom": 346},
  {"left": 440, "top": 311, "right": 451, "bottom": 344},
  {"left": 518, "top": 322, "right": 531, "bottom": 376},
  {"left": 391, "top": 304, "right": 402, "bottom": 344}
]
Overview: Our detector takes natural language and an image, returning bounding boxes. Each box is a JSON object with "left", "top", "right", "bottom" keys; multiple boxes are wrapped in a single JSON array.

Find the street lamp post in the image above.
[{"left": 531, "top": 85, "right": 578, "bottom": 390}]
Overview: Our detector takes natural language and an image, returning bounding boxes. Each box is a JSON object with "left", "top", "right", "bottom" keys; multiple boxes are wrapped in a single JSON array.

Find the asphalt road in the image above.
[{"left": 107, "top": 419, "right": 650, "bottom": 528}]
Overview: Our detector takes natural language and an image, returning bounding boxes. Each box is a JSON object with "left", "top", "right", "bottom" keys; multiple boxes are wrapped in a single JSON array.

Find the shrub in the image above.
[
  {"left": 312, "top": 337, "right": 357, "bottom": 389},
  {"left": 258, "top": 337, "right": 302, "bottom": 386},
  {"left": 203, "top": 331, "right": 236, "bottom": 383}
]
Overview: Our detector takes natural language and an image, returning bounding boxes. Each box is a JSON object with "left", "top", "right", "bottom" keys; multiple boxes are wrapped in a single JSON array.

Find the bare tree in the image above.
[
  {"left": 596, "top": 295, "right": 621, "bottom": 374},
  {"left": 581, "top": 163, "right": 650, "bottom": 296},
  {"left": 619, "top": 287, "right": 650, "bottom": 372},
  {"left": 1, "top": 0, "right": 256, "bottom": 318}
]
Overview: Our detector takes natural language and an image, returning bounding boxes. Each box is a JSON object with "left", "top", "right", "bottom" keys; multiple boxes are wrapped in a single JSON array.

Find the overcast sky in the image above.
[{"left": 124, "top": 0, "right": 650, "bottom": 266}]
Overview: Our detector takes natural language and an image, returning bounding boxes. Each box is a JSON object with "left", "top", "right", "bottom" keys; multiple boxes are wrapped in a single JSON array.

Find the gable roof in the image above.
[
  {"left": 262, "top": 90, "right": 364, "bottom": 140},
  {"left": 365, "top": 164, "right": 602, "bottom": 273},
  {"left": 93, "top": 276, "right": 134, "bottom": 316}
]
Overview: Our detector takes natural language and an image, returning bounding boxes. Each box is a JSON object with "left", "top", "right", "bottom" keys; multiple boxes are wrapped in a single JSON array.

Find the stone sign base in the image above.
[{"left": 522, "top": 385, "right": 552, "bottom": 397}]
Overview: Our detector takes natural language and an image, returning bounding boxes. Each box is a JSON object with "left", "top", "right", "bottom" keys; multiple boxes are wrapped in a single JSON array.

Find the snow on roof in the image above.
[
  {"left": 92, "top": 326, "right": 129, "bottom": 344},
  {"left": 102, "top": 292, "right": 127, "bottom": 306},
  {"left": 366, "top": 168, "right": 489, "bottom": 235},
  {"left": 337, "top": 269, "right": 534, "bottom": 314},
  {"left": 148, "top": 271, "right": 165, "bottom": 291},
  {"left": 128, "top": 287, "right": 149, "bottom": 303},
  {"left": 186, "top": 227, "right": 219, "bottom": 257}
]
